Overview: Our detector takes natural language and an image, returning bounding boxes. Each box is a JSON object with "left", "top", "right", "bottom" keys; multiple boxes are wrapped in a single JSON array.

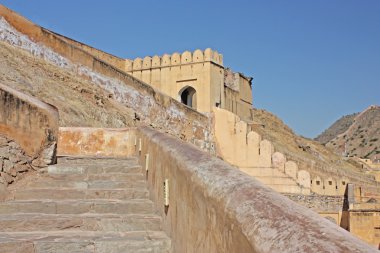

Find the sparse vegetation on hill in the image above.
[
  {"left": 317, "top": 106, "right": 380, "bottom": 162},
  {"left": 315, "top": 113, "right": 358, "bottom": 144},
  {"left": 252, "top": 108, "right": 377, "bottom": 185}
]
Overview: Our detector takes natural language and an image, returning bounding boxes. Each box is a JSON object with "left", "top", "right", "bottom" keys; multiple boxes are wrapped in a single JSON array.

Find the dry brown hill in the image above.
[
  {"left": 315, "top": 113, "right": 358, "bottom": 144},
  {"left": 320, "top": 106, "right": 380, "bottom": 162},
  {"left": 252, "top": 108, "right": 377, "bottom": 185}
]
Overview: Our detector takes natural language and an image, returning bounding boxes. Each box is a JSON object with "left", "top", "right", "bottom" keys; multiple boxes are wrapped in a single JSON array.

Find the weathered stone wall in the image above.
[
  {"left": 136, "top": 126, "right": 376, "bottom": 253},
  {"left": 0, "top": 135, "right": 33, "bottom": 190},
  {"left": 213, "top": 107, "right": 376, "bottom": 196},
  {"left": 213, "top": 107, "right": 312, "bottom": 195},
  {"left": 0, "top": 5, "right": 214, "bottom": 152},
  {"left": 0, "top": 83, "right": 59, "bottom": 167},
  {"left": 53, "top": 126, "right": 377, "bottom": 252},
  {"left": 347, "top": 184, "right": 380, "bottom": 247},
  {"left": 284, "top": 194, "right": 345, "bottom": 212},
  {"left": 58, "top": 127, "right": 136, "bottom": 157}
]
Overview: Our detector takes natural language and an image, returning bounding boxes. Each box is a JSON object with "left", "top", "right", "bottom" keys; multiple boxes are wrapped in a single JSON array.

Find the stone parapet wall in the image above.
[
  {"left": 136, "top": 126, "right": 376, "bottom": 253},
  {"left": 0, "top": 83, "right": 58, "bottom": 167},
  {"left": 213, "top": 107, "right": 313, "bottom": 194},
  {"left": 57, "top": 127, "right": 136, "bottom": 157},
  {"left": 46, "top": 30, "right": 126, "bottom": 71},
  {"left": 284, "top": 194, "right": 345, "bottom": 212},
  {"left": 125, "top": 48, "right": 223, "bottom": 71},
  {"left": 212, "top": 107, "right": 378, "bottom": 196}
]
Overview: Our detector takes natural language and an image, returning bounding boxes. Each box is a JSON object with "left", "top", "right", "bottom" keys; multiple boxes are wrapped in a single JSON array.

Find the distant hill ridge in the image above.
[
  {"left": 315, "top": 113, "right": 359, "bottom": 144},
  {"left": 316, "top": 105, "right": 380, "bottom": 161}
]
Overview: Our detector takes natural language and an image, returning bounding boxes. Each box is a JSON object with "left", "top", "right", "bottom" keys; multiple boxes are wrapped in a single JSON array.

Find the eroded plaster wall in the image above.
[
  {"left": 58, "top": 127, "right": 136, "bottom": 157},
  {"left": 0, "top": 83, "right": 58, "bottom": 166}
]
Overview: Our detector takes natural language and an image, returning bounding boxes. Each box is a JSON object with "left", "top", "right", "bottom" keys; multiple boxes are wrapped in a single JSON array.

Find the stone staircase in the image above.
[
  {"left": 240, "top": 166, "right": 310, "bottom": 195},
  {"left": 0, "top": 157, "right": 171, "bottom": 253}
]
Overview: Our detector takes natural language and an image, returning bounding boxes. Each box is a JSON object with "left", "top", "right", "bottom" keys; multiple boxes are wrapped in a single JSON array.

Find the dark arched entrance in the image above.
[{"left": 179, "top": 86, "right": 197, "bottom": 109}]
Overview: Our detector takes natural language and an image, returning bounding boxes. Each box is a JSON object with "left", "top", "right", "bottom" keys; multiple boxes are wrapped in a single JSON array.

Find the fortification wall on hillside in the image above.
[
  {"left": 47, "top": 30, "right": 126, "bottom": 71},
  {"left": 125, "top": 49, "right": 253, "bottom": 121},
  {"left": 0, "top": 5, "right": 214, "bottom": 153},
  {"left": 126, "top": 49, "right": 224, "bottom": 114},
  {"left": 125, "top": 49, "right": 223, "bottom": 71},
  {"left": 213, "top": 107, "right": 354, "bottom": 196}
]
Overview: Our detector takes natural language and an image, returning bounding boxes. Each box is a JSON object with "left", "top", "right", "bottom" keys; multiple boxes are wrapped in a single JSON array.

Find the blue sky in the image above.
[{"left": 1, "top": 0, "right": 379, "bottom": 138}]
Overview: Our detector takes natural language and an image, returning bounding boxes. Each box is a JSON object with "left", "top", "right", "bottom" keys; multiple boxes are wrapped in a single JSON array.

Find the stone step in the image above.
[
  {"left": 27, "top": 179, "right": 147, "bottom": 189},
  {"left": 48, "top": 164, "right": 142, "bottom": 175},
  {"left": 56, "top": 157, "right": 139, "bottom": 169},
  {"left": 47, "top": 173, "right": 145, "bottom": 181},
  {"left": 0, "top": 230, "right": 171, "bottom": 253},
  {"left": 240, "top": 167, "right": 290, "bottom": 177},
  {"left": 253, "top": 176, "right": 299, "bottom": 186},
  {"left": 0, "top": 213, "right": 162, "bottom": 232},
  {"left": 57, "top": 156, "right": 138, "bottom": 164},
  {"left": 0, "top": 199, "right": 154, "bottom": 215},
  {"left": 266, "top": 184, "right": 304, "bottom": 194},
  {"left": 7, "top": 188, "right": 149, "bottom": 201}
]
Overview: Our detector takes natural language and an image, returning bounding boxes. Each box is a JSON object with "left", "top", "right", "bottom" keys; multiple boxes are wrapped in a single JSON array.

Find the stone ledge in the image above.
[{"left": 137, "top": 126, "right": 376, "bottom": 252}]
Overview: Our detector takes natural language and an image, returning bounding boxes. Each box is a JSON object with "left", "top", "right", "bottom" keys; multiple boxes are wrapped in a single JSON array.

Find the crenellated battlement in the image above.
[{"left": 125, "top": 48, "right": 223, "bottom": 71}]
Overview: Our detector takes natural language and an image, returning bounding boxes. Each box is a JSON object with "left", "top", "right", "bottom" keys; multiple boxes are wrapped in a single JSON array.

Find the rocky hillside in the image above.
[
  {"left": 0, "top": 41, "right": 136, "bottom": 128},
  {"left": 252, "top": 109, "right": 376, "bottom": 184},
  {"left": 317, "top": 106, "right": 380, "bottom": 161},
  {"left": 315, "top": 113, "right": 358, "bottom": 144}
]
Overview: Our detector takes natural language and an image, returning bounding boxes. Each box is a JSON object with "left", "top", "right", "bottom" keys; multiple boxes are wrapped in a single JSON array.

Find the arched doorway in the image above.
[{"left": 179, "top": 86, "right": 197, "bottom": 109}]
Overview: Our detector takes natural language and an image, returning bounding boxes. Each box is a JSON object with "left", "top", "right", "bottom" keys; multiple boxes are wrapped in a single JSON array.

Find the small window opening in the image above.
[{"left": 179, "top": 86, "right": 197, "bottom": 109}]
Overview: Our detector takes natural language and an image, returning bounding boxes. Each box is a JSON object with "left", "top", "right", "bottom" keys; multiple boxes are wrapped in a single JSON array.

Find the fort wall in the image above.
[
  {"left": 126, "top": 49, "right": 254, "bottom": 121},
  {"left": 0, "top": 5, "right": 214, "bottom": 152},
  {"left": 213, "top": 107, "right": 355, "bottom": 196},
  {"left": 126, "top": 49, "right": 224, "bottom": 114}
]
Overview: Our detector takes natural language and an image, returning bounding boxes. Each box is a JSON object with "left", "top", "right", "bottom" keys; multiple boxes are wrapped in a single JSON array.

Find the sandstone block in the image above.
[
  {"left": 8, "top": 141, "right": 19, "bottom": 149},
  {"left": 14, "top": 164, "right": 29, "bottom": 173},
  {"left": 2, "top": 160, "right": 13, "bottom": 173},
  {"left": 0, "top": 146, "right": 10, "bottom": 158},
  {"left": 9, "top": 154, "right": 21, "bottom": 163},
  {"left": 0, "top": 176, "right": 7, "bottom": 188},
  {"left": 9, "top": 167, "right": 17, "bottom": 177},
  {"left": 1, "top": 172, "right": 14, "bottom": 184},
  {"left": 0, "top": 136, "right": 8, "bottom": 146},
  {"left": 272, "top": 152, "right": 286, "bottom": 171}
]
